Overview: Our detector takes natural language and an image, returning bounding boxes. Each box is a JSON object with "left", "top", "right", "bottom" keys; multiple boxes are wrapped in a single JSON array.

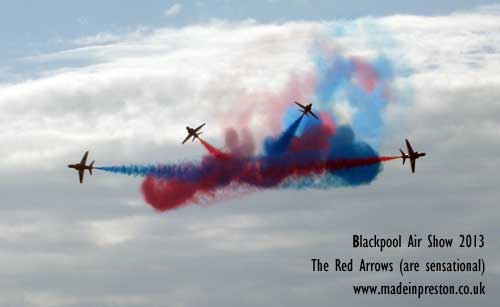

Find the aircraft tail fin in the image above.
[
  {"left": 89, "top": 161, "right": 94, "bottom": 175},
  {"left": 399, "top": 149, "right": 406, "bottom": 165}
]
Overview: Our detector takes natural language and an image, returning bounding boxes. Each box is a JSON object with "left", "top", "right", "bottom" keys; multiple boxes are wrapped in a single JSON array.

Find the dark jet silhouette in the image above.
[
  {"left": 182, "top": 123, "right": 206, "bottom": 144},
  {"left": 68, "top": 151, "right": 94, "bottom": 184},
  {"left": 295, "top": 101, "right": 319, "bottom": 119},
  {"left": 400, "top": 139, "right": 426, "bottom": 173}
]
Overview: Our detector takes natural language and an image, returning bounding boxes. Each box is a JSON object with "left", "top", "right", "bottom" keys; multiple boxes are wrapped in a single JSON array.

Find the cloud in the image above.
[
  {"left": 72, "top": 32, "right": 121, "bottom": 45},
  {"left": 0, "top": 6, "right": 500, "bottom": 307},
  {"left": 24, "top": 292, "right": 78, "bottom": 307},
  {"left": 1, "top": 21, "right": 324, "bottom": 169},
  {"left": 164, "top": 3, "right": 182, "bottom": 17},
  {"left": 84, "top": 216, "right": 150, "bottom": 246}
]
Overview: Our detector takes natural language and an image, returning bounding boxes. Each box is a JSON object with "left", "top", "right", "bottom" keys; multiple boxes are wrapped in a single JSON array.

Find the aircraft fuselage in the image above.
[
  {"left": 401, "top": 152, "right": 425, "bottom": 161},
  {"left": 68, "top": 151, "right": 94, "bottom": 183},
  {"left": 300, "top": 104, "right": 318, "bottom": 118},
  {"left": 399, "top": 139, "right": 426, "bottom": 173},
  {"left": 182, "top": 123, "right": 205, "bottom": 144},
  {"left": 67, "top": 164, "right": 92, "bottom": 171},
  {"left": 412, "top": 152, "right": 426, "bottom": 159},
  {"left": 186, "top": 127, "right": 201, "bottom": 138}
]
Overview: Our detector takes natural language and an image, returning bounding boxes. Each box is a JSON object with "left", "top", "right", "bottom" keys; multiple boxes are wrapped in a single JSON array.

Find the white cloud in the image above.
[
  {"left": 164, "top": 3, "right": 182, "bottom": 17},
  {"left": 84, "top": 216, "right": 150, "bottom": 246},
  {"left": 0, "top": 21, "right": 323, "bottom": 167},
  {"left": 332, "top": 91, "right": 358, "bottom": 125},
  {"left": 72, "top": 32, "right": 121, "bottom": 45},
  {"left": 3, "top": 11, "right": 499, "bottom": 167}
]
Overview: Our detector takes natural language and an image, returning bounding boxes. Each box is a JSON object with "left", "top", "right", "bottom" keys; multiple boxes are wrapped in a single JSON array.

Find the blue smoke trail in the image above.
[
  {"left": 312, "top": 51, "right": 394, "bottom": 149},
  {"left": 95, "top": 25, "right": 406, "bottom": 212},
  {"left": 264, "top": 115, "right": 303, "bottom": 155},
  {"left": 96, "top": 163, "right": 202, "bottom": 181}
]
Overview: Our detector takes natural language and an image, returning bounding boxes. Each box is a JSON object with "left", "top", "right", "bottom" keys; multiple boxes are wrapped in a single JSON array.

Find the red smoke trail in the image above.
[
  {"left": 237, "top": 155, "right": 400, "bottom": 187},
  {"left": 99, "top": 47, "right": 400, "bottom": 213},
  {"left": 141, "top": 155, "right": 400, "bottom": 212},
  {"left": 353, "top": 57, "right": 379, "bottom": 93},
  {"left": 137, "top": 114, "right": 402, "bottom": 212},
  {"left": 142, "top": 178, "right": 199, "bottom": 212},
  {"left": 199, "top": 138, "right": 232, "bottom": 160}
]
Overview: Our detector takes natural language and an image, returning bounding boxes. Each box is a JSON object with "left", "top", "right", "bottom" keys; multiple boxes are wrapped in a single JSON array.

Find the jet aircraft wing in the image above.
[
  {"left": 182, "top": 134, "right": 191, "bottom": 144},
  {"left": 294, "top": 101, "right": 306, "bottom": 109},
  {"left": 405, "top": 139, "right": 415, "bottom": 155},
  {"left": 410, "top": 158, "right": 416, "bottom": 173},
  {"left": 79, "top": 169, "right": 84, "bottom": 184},
  {"left": 80, "top": 151, "right": 89, "bottom": 165},
  {"left": 309, "top": 111, "right": 319, "bottom": 119},
  {"left": 194, "top": 123, "right": 206, "bottom": 132}
]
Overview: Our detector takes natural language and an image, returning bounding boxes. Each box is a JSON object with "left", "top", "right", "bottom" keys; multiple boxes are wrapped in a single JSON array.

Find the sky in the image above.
[{"left": 1, "top": 1, "right": 500, "bottom": 306}]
